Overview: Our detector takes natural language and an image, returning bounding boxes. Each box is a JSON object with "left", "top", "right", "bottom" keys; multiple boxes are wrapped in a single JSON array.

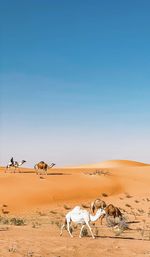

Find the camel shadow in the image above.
[
  {"left": 126, "top": 220, "right": 140, "bottom": 224},
  {"left": 96, "top": 235, "right": 146, "bottom": 241},
  {"left": 11, "top": 171, "right": 71, "bottom": 176},
  {"left": 39, "top": 173, "right": 70, "bottom": 178},
  {"left": 47, "top": 173, "right": 71, "bottom": 176}
]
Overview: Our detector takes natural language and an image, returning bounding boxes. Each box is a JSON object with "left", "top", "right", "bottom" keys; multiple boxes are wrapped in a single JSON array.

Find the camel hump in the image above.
[
  {"left": 72, "top": 206, "right": 81, "bottom": 213},
  {"left": 116, "top": 207, "right": 122, "bottom": 217},
  {"left": 107, "top": 204, "right": 114, "bottom": 209}
]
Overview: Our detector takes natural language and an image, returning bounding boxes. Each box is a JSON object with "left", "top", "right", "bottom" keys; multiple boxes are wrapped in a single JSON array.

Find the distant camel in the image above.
[
  {"left": 60, "top": 206, "right": 106, "bottom": 239},
  {"left": 5, "top": 157, "right": 26, "bottom": 173},
  {"left": 91, "top": 198, "right": 122, "bottom": 225},
  {"left": 34, "top": 161, "right": 55, "bottom": 175}
]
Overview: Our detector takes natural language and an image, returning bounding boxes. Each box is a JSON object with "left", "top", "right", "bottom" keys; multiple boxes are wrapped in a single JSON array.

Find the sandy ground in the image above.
[{"left": 0, "top": 160, "right": 150, "bottom": 257}]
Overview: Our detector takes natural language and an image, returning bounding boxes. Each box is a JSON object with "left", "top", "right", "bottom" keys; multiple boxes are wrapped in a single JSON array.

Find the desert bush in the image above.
[
  {"left": 26, "top": 250, "right": 34, "bottom": 257},
  {"left": 32, "top": 221, "right": 41, "bottom": 228},
  {"left": 85, "top": 170, "right": 110, "bottom": 176},
  {"left": 101, "top": 192, "right": 108, "bottom": 197},
  {"left": 63, "top": 205, "right": 71, "bottom": 210},
  {"left": 81, "top": 227, "right": 88, "bottom": 237},
  {"left": 55, "top": 220, "right": 61, "bottom": 228},
  {"left": 125, "top": 203, "right": 131, "bottom": 208},
  {"left": 10, "top": 217, "right": 26, "bottom": 226},
  {"left": 125, "top": 193, "right": 132, "bottom": 198},
  {"left": 0, "top": 216, "right": 10, "bottom": 225},
  {"left": 95, "top": 170, "right": 110, "bottom": 176},
  {"left": 49, "top": 210, "right": 57, "bottom": 214},
  {"left": 36, "top": 211, "right": 47, "bottom": 216},
  {"left": 138, "top": 209, "right": 145, "bottom": 214},
  {"left": 8, "top": 243, "right": 17, "bottom": 253}
]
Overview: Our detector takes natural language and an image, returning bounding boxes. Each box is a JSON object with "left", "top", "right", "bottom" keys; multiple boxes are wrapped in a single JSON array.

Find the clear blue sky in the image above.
[{"left": 0, "top": 0, "right": 150, "bottom": 167}]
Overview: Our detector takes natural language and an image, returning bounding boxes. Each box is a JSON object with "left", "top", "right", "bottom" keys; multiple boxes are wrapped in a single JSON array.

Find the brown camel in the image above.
[
  {"left": 34, "top": 161, "right": 55, "bottom": 176},
  {"left": 91, "top": 198, "right": 122, "bottom": 225}
]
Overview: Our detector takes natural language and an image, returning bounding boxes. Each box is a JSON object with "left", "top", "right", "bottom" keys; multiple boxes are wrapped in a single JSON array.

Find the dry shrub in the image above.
[
  {"left": 36, "top": 210, "right": 47, "bottom": 216},
  {"left": 85, "top": 170, "right": 110, "bottom": 176},
  {"left": 95, "top": 170, "right": 110, "bottom": 176},
  {"left": 10, "top": 217, "right": 26, "bottom": 226},
  {"left": 32, "top": 221, "right": 41, "bottom": 228},
  {"left": 49, "top": 210, "right": 57, "bottom": 214},
  {"left": 0, "top": 216, "right": 9, "bottom": 225},
  {"left": 63, "top": 205, "right": 71, "bottom": 210},
  {"left": 0, "top": 216, "right": 26, "bottom": 226},
  {"left": 101, "top": 192, "right": 108, "bottom": 197},
  {"left": 125, "top": 203, "right": 131, "bottom": 208},
  {"left": 55, "top": 220, "right": 61, "bottom": 228},
  {"left": 125, "top": 193, "right": 133, "bottom": 198},
  {"left": 81, "top": 227, "right": 88, "bottom": 237},
  {"left": 138, "top": 209, "right": 145, "bottom": 214}
]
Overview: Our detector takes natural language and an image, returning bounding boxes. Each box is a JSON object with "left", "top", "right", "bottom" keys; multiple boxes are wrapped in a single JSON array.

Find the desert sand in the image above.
[{"left": 0, "top": 160, "right": 150, "bottom": 257}]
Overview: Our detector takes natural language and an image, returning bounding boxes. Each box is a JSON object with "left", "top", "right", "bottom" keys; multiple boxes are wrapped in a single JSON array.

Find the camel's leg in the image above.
[
  {"left": 79, "top": 225, "right": 85, "bottom": 238},
  {"left": 15, "top": 167, "right": 19, "bottom": 173},
  {"left": 9, "top": 167, "right": 12, "bottom": 173},
  {"left": 86, "top": 222, "right": 95, "bottom": 239},
  {"left": 5, "top": 166, "right": 12, "bottom": 173},
  {"left": 67, "top": 222, "right": 73, "bottom": 238},
  {"left": 60, "top": 224, "right": 65, "bottom": 236},
  {"left": 100, "top": 214, "right": 105, "bottom": 225}
]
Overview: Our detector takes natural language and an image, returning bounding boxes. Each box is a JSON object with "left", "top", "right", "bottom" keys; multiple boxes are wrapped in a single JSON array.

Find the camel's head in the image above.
[
  {"left": 91, "top": 199, "right": 107, "bottom": 213},
  {"left": 100, "top": 200, "right": 107, "bottom": 209},
  {"left": 22, "top": 160, "right": 26, "bottom": 164},
  {"left": 51, "top": 163, "right": 56, "bottom": 167},
  {"left": 96, "top": 207, "right": 106, "bottom": 217}
]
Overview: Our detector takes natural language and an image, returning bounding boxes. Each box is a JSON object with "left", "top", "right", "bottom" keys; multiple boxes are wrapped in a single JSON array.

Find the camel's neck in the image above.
[
  {"left": 49, "top": 164, "right": 54, "bottom": 168},
  {"left": 18, "top": 161, "right": 24, "bottom": 166},
  {"left": 90, "top": 208, "right": 105, "bottom": 222}
]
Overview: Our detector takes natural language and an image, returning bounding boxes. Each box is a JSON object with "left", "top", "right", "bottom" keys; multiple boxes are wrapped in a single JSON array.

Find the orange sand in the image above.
[
  {"left": 0, "top": 160, "right": 150, "bottom": 257},
  {"left": 0, "top": 160, "right": 150, "bottom": 213}
]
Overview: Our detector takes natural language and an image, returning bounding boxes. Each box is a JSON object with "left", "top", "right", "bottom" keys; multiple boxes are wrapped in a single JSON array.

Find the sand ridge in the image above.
[{"left": 70, "top": 159, "right": 150, "bottom": 168}]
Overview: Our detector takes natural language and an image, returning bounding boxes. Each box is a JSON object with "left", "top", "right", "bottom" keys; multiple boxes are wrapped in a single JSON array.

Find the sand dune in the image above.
[
  {"left": 73, "top": 159, "right": 150, "bottom": 168},
  {"left": 0, "top": 160, "right": 150, "bottom": 213}
]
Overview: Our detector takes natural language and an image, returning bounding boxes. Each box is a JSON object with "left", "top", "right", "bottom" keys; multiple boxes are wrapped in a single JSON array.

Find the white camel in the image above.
[
  {"left": 5, "top": 157, "right": 26, "bottom": 173},
  {"left": 60, "top": 206, "right": 106, "bottom": 239}
]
